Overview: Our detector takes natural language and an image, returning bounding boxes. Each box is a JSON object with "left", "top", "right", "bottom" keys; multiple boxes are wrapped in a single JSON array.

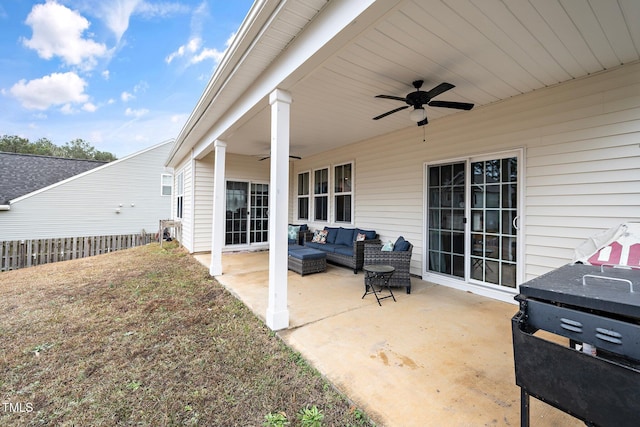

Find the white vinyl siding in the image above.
[
  {"left": 0, "top": 141, "right": 173, "bottom": 241},
  {"left": 192, "top": 154, "right": 213, "bottom": 253}
]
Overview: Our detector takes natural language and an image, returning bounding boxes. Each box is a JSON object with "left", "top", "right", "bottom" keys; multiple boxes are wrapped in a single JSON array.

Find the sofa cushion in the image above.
[
  {"left": 393, "top": 236, "right": 411, "bottom": 252},
  {"left": 356, "top": 228, "right": 377, "bottom": 240},
  {"left": 320, "top": 243, "right": 340, "bottom": 253},
  {"left": 335, "top": 227, "right": 355, "bottom": 246},
  {"left": 324, "top": 227, "right": 339, "bottom": 244},
  {"left": 304, "top": 241, "right": 323, "bottom": 250},
  {"left": 333, "top": 245, "right": 354, "bottom": 257},
  {"left": 288, "top": 248, "right": 326, "bottom": 260},
  {"left": 305, "top": 241, "right": 340, "bottom": 253}
]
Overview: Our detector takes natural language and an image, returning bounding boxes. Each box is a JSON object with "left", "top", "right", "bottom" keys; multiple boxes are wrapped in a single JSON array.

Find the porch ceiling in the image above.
[{"left": 179, "top": 0, "right": 640, "bottom": 161}]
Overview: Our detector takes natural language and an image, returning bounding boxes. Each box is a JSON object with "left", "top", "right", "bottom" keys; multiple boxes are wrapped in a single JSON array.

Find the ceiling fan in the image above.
[{"left": 373, "top": 80, "right": 474, "bottom": 126}]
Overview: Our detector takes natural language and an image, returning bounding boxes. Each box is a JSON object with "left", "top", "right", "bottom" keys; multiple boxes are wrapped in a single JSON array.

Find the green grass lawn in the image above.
[{"left": 0, "top": 242, "right": 374, "bottom": 426}]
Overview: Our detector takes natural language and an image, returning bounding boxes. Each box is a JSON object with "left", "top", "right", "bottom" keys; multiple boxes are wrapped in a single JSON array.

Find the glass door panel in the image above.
[
  {"left": 226, "top": 181, "right": 248, "bottom": 245},
  {"left": 469, "top": 156, "right": 518, "bottom": 288},
  {"left": 428, "top": 162, "right": 466, "bottom": 279},
  {"left": 250, "top": 183, "right": 269, "bottom": 243}
]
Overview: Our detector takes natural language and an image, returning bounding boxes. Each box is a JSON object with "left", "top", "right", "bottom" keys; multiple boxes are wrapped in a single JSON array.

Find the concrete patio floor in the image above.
[{"left": 194, "top": 251, "right": 582, "bottom": 427}]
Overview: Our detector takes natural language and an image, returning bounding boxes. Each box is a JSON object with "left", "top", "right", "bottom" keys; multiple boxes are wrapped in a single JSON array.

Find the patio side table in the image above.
[{"left": 362, "top": 264, "right": 396, "bottom": 306}]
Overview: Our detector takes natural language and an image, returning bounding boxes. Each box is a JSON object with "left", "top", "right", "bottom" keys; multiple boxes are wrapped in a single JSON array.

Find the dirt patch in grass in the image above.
[{"left": 0, "top": 243, "right": 374, "bottom": 426}]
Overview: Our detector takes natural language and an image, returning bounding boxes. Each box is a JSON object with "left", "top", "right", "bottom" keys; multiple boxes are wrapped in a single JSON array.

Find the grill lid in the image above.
[{"left": 518, "top": 264, "right": 640, "bottom": 319}]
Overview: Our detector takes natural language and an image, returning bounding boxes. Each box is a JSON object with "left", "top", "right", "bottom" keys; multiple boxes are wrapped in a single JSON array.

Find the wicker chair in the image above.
[{"left": 364, "top": 242, "right": 413, "bottom": 294}]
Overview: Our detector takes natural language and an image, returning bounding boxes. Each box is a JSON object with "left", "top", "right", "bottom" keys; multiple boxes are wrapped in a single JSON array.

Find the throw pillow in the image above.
[
  {"left": 393, "top": 236, "right": 410, "bottom": 251},
  {"left": 381, "top": 240, "right": 394, "bottom": 251},
  {"left": 288, "top": 225, "right": 300, "bottom": 240},
  {"left": 312, "top": 229, "right": 328, "bottom": 244},
  {"left": 356, "top": 233, "right": 366, "bottom": 241}
]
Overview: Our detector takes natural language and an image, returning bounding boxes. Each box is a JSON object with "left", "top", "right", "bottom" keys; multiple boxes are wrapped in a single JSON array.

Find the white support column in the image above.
[
  {"left": 266, "top": 88, "right": 291, "bottom": 331},
  {"left": 210, "top": 140, "right": 227, "bottom": 276}
]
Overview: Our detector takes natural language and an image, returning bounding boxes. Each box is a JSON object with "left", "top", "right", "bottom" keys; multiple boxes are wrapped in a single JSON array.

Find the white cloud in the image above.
[
  {"left": 121, "top": 91, "right": 134, "bottom": 102},
  {"left": 125, "top": 107, "right": 148, "bottom": 118},
  {"left": 98, "top": 0, "right": 142, "bottom": 43},
  {"left": 9, "top": 72, "right": 89, "bottom": 110},
  {"left": 165, "top": 2, "right": 236, "bottom": 68},
  {"left": 83, "top": 102, "right": 98, "bottom": 112},
  {"left": 166, "top": 37, "right": 200, "bottom": 64},
  {"left": 60, "top": 103, "right": 75, "bottom": 114},
  {"left": 102, "top": 70, "right": 110, "bottom": 80},
  {"left": 22, "top": 1, "right": 108, "bottom": 70},
  {"left": 93, "top": 0, "right": 188, "bottom": 43},
  {"left": 135, "top": 1, "right": 190, "bottom": 18},
  {"left": 191, "top": 46, "right": 224, "bottom": 64},
  {"left": 133, "top": 81, "right": 149, "bottom": 93},
  {"left": 166, "top": 35, "right": 229, "bottom": 66}
]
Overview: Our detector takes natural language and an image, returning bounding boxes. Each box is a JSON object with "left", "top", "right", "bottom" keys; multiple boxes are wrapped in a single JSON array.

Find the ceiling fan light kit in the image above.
[
  {"left": 409, "top": 107, "right": 427, "bottom": 122},
  {"left": 373, "top": 80, "right": 474, "bottom": 126}
]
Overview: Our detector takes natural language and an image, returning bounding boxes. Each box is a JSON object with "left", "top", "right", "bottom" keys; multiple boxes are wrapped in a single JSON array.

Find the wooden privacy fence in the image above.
[{"left": 0, "top": 232, "right": 154, "bottom": 272}]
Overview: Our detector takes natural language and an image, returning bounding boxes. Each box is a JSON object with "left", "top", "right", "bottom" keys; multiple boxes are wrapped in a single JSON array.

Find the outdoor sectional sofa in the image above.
[{"left": 304, "top": 227, "right": 380, "bottom": 273}]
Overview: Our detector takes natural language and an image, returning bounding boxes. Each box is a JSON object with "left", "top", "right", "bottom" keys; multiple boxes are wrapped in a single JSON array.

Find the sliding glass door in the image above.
[{"left": 427, "top": 154, "right": 520, "bottom": 290}]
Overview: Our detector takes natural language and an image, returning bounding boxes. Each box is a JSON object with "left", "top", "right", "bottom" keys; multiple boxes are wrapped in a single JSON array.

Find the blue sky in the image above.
[{"left": 0, "top": 0, "right": 253, "bottom": 158}]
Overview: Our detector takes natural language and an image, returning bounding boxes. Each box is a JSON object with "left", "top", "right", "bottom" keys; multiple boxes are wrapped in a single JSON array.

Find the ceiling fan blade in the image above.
[
  {"left": 426, "top": 82, "right": 455, "bottom": 99},
  {"left": 417, "top": 116, "right": 428, "bottom": 126},
  {"left": 259, "top": 155, "right": 302, "bottom": 161},
  {"left": 373, "top": 105, "right": 409, "bottom": 120},
  {"left": 375, "top": 94, "right": 407, "bottom": 102},
  {"left": 428, "top": 100, "right": 474, "bottom": 110}
]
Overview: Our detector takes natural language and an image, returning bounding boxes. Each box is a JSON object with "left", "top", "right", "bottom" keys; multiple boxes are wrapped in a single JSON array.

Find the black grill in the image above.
[{"left": 512, "top": 263, "right": 640, "bottom": 427}]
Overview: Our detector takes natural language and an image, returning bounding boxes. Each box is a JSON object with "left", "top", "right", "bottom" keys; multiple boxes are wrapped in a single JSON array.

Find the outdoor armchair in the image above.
[{"left": 364, "top": 240, "right": 413, "bottom": 294}]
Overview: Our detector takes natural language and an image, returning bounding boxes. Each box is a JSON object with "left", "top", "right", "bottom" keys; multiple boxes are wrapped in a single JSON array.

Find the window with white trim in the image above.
[
  {"left": 334, "top": 163, "right": 352, "bottom": 223},
  {"left": 161, "top": 174, "right": 172, "bottom": 196},
  {"left": 176, "top": 171, "right": 184, "bottom": 219},
  {"left": 297, "top": 171, "right": 310, "bottom": 221},
  {"left": 313, "top": 167, "right": 328, "bottom": 222}
]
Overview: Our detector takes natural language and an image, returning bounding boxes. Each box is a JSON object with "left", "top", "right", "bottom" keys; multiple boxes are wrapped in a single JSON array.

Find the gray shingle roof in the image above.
[{"left": 0, "top": 152, "right": 107, "bottom": 205}]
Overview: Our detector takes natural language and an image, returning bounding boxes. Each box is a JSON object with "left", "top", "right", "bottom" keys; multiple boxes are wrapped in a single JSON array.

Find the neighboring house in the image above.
[
  {"left": 165, "top": 0, "right": 640, "bottom": 330},
  {"left": 0, "top": 140, "right": 174, "bottom": 241}
]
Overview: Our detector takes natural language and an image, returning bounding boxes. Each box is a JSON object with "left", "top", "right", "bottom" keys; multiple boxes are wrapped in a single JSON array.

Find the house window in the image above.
[
  {"left": 334, "top": 163, "right": 352, "bottom": 223},
  {"left": 313, "top": 167, "right": 328, "bottom": 221},
  {"left": 297, "top": 171, "right": 310, "bottom": 221},
  {"left": 176, "top": 171, "right": 184, "bottom": 219},
  {"left": 161, "top": 174, "right": 172, "bottom": 196}
]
